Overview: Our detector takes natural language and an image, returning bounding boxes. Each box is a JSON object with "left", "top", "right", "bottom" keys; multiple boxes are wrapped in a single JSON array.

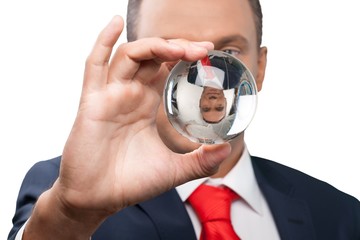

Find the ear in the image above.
[{"left": 255, "top": 47, "right": 267, "bottom": 92}]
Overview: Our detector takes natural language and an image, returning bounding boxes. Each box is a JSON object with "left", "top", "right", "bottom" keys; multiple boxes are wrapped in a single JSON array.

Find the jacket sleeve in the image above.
[
  {"left": 352, "top": 197, "right": 360, "bottom": 239},
  {"left": 7, "top": 157, "right": 61, "bottom": 240}
]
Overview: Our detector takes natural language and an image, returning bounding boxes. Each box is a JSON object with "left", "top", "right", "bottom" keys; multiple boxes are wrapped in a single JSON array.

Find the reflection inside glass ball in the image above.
[{"left": 164, "top": 50, "right": 257, "bottom": 144}]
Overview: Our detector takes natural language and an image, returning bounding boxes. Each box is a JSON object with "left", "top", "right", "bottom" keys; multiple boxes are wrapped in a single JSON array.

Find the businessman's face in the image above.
[
  {"left": 199, "top": 87, "right": 227, "bottom": 124},
  {"left": 136, "top": 0, "right": 267, "bottom": 153}
]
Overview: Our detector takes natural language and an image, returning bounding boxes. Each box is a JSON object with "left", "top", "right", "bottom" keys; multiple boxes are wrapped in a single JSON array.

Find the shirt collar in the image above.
[{"left": 176, "top": 146, "right": 263, "bottom": 215}]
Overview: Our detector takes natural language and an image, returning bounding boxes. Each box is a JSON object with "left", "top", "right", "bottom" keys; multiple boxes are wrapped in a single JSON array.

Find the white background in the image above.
[{"left": 1, "top": 0, "right": 359, "bottom": 238}]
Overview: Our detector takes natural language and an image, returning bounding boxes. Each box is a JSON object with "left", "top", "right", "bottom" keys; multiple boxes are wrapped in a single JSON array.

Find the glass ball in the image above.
[{"left": 164, "top": 50, "right": 257, "bottom": 144}]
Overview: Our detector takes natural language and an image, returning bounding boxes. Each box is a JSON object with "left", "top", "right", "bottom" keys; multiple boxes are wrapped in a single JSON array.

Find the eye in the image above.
[
  {"left": 215, "top": 106, "right": 225, "bottom": 112},
  {"left": 201, "top": 107, "right": 210, "bottom": 112},
  {"left": 222, "top": 49, "right": 241, "bottom": 57}
]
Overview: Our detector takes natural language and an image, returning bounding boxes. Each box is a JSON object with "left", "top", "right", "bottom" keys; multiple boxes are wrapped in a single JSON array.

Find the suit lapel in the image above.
[
  {"left": 139, "top": 189, "right": 197, "bottom": 240},
  {"left": 252, "top": 157, "right": 317, "bottom": 240},
  {"left": 138, "top": 157, "right": 318, "bottom": 240}
]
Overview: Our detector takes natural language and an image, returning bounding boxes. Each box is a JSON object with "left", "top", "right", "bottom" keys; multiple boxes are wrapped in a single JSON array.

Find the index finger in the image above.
[
  {"left": 109, "top": 38, "right": 214, "bottom": 82},
  {"left": 83, "top": 16, "right": 124, "bottom": 91}
]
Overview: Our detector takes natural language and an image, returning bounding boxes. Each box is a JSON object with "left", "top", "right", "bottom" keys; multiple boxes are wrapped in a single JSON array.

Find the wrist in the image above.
[{"left": 24, "top": 180, "right": 108, "bottom": 240}]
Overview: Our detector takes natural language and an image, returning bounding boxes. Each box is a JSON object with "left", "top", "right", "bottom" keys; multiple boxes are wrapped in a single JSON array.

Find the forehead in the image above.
[{"left": 137, "top": 0, "right": 256, "bottom": 44}]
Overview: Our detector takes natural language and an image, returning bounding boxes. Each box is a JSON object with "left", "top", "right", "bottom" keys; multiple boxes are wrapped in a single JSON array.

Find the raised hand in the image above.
[{"left": 24, "top": 16, "right": 231, "bottom": 239}]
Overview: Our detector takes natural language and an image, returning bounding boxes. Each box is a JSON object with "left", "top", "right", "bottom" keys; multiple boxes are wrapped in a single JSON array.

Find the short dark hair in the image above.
[{"left": 126, "top": 0, "right": 263, "bottom": 46}]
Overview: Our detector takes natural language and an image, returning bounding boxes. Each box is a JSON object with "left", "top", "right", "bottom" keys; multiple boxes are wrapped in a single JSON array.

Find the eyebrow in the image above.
[{"left": 215, "top": 34, "right": 249, "bottom": 47}]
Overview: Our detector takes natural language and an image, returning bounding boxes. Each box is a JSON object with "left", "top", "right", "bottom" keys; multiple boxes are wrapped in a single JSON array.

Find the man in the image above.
[{"left": 8, "top": 0, "right": 360, "bottom": 239}]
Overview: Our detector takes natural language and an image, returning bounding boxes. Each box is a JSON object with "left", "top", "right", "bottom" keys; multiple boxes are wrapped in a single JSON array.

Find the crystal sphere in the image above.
[{"left": 164, "top": 50, "right": 257, "bottom": 144}]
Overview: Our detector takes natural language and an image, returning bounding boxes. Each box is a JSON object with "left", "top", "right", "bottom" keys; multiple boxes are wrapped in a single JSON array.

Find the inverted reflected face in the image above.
[
  {"left": 164, "top": 51, "right": 257, "bottom": 145},
  {"left": 200, "top": 87, "right": 227, "bottom": 124}
]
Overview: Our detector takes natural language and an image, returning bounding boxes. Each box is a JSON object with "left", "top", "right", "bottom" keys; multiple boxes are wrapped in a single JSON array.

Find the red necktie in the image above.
[{"left": 188, "top": 184, "right": 241, "bottom": 240}]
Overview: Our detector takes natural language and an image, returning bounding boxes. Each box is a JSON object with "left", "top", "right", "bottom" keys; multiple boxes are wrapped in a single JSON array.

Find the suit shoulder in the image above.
[
  {"left": 251, "top": 156, "right": 359, "bottom": 203},
  {"left": 21, "top": 156, "right": 61, "bottom": 190},
  {"left": 26, "top": 156, "right": 61, "bottom": 176},
  {"left": 252, "top": 156, "right": 360, "bottom": 239}
]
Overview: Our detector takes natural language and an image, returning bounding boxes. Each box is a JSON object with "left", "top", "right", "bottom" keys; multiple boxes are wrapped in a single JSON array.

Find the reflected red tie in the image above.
[{"left": 188, "top": 184, "right": 241, "bottom": 240}]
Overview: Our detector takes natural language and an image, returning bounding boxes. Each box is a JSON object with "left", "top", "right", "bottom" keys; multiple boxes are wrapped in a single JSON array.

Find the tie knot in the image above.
[{"left": 188, "top": 184, "right": 239, "bottom": 223}]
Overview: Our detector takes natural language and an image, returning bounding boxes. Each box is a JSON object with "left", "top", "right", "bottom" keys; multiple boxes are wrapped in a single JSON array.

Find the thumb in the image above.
[{"left": 176, "top": 143, "right": 232, "bottom": 183}]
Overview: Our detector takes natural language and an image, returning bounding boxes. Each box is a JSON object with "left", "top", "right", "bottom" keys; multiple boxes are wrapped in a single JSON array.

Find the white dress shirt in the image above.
[
  {"left": 176, "top": 147, "right": 281, "bottom": 240},
  {"left": 15, "top": 219, "right": 25, "bottom": 240}
]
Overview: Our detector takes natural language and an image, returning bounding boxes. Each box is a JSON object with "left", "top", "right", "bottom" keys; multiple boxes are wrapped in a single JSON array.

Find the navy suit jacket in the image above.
[{"left": 8, "top": 156, "right": 360, "bottom": 240}]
